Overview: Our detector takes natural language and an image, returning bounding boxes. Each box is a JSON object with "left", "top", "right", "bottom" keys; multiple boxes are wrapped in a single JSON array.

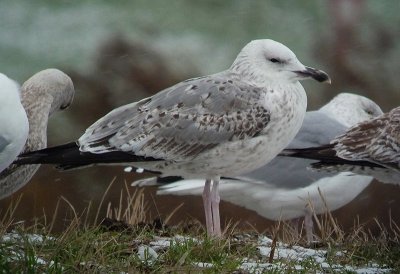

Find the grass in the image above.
[{"left": 0, "top": 184, "right": 399, "bottom": 273}]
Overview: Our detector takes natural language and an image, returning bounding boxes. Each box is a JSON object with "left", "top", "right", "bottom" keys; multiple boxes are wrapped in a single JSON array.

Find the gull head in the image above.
[
  {"left": 320, "top": 92, "right": 383, "bottom": 127},
  {"left": 22, "top": 69, "right": 75, "bottom": 114},
  {"left": 231, "top": 39, "right": 331, "bottom": 84}
]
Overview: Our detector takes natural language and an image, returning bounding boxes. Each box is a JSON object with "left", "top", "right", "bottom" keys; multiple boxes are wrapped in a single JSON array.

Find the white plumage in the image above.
[{"left": 0, "top": 73, "right": 29, "bottom": 173}]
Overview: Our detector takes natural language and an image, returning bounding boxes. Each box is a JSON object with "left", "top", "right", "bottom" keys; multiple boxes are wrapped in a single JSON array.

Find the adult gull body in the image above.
[
  {"left": 138, "top": 93, "right": 382, "bottom": 240},
  {"left": 16, "top": 39, "right": 330, "bottom": 236},
  {"left": 0, "top": 73, "right": 29, "bottom": 174},
  {"left": 0, "top": 69, "right": 75, "bottom": 199}
]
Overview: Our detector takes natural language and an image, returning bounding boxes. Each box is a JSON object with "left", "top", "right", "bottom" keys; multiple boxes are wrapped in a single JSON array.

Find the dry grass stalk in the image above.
[
  {"left": 106, "top": 182, "right": 148, "bottom": 225},
  {"left": 94, "top": 177, "right": 117, "bottom": 225},
  {"left": 0, "top": 194, "right": 23, "bottom": 234},
  {"left": 268, "top": 219, "right": 282, "bottom": 263}
]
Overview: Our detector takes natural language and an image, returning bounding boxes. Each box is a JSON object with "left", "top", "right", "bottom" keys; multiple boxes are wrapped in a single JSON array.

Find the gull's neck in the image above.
[
  {"left": 229, "top": 59, "right": 266, "bottom": 85},
  {"left": 21, "top": 89, "right": 54, "bottom": 152}
]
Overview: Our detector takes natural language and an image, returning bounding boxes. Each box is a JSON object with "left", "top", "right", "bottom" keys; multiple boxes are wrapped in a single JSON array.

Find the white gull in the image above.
[
  {"left": 141, "top": 93, "right": 382, "bottom": 241},
  {"left": 15, "top": 39, "right": 330, "bottom": 236},
  {"left": 0, "top": 73, "right": 29, "bottom": 173},
  {"left": 0, "top": 69, "right": 75, "bottom": 199}
]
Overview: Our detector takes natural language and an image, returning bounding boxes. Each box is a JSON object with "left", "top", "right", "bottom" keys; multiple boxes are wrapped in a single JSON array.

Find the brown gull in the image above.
[
  {"left": 0, "top": 69, "right": 75, "bottom": 199},
  {"left": 15, "top": 39, "right": 330, "bottom": 236},
  {"left": 0, "top": 73, "right": 29, "bottom": 173},
  {"left": 281, "top": 106, "right": 400, "bottom": 185}
]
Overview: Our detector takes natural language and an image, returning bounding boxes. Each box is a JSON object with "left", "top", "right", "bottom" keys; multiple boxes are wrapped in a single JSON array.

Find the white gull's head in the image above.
[
  {"left": 22, "top": 68, "right": 75, "bottom": 115},
  {"left": 319, "top": 92, "right": 383, "bottom": 127},
  {"left": 231, "top": 39, "right": 330, "bottom": 84}
]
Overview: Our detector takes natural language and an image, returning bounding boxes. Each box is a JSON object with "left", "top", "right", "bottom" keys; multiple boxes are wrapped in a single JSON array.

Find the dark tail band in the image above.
[{"left": 15, "top": 142, "right": 161, "bottom": 171}]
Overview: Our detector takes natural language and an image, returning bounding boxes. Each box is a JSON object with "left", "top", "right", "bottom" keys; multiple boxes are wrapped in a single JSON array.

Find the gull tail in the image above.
[
  {"left": 280, "top": 145, "right": 383, "bottom": 169},
  {"left": 279, "top": 144, "right": 338, "bottom": 162},
  {"left": 14, "top": 142, "right": 160, "bottom": 171}
]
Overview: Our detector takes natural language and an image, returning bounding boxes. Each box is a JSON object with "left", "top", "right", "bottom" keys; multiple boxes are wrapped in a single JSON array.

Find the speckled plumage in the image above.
[
  {"left": 281, "top": 105, "right": 400, "bottom": 185},
  {"left": 81, "top": 76, "right": 272, "bottom": 161},
  {"left": 79, "top": 76, "right": 306, "bottom": 178},
  {"left": 333, "top": 106, "right": 400, "bottom": 171},
  {"left": 0, "top": 69, "right": 74, "bottom": 199},
  {"left": 16, "top": 39, "right": 330, "bottom": 236}
]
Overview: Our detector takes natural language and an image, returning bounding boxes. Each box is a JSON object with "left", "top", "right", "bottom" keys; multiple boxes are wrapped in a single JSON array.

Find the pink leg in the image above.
[
  {"left": 211, "top": 177, "right": 221, "bottom": 237},
  {"left": 304, "top": 209, "right": 314, "bottom": 243},
  {"left": 202, "top": 179, "right": 213, "bottom": 235}
]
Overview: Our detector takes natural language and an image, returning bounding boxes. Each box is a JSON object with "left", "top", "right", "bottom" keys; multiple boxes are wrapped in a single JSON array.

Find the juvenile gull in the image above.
[
  {"left": 0, "top": 73, "right": 29, "bottom": 173},
  {"left": 0, "top": 69, "right": 75, "bottom": 199},
  {"left": 281, "top": 106, "right": 400, "bottom": 185},
  {"left": 138, "top": 93, "right": 382, "bottom": 241},
  {"left": 15, "top": 39, "right": 330, "bottom": 236}
]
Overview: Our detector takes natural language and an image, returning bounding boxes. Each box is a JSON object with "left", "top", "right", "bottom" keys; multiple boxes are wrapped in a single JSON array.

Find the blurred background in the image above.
[{"left": 0, "top": 0, "right": 399, "bottom": 234}]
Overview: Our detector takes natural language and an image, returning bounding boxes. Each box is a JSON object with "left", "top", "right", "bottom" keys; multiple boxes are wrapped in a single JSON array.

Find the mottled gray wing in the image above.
[
  {"left": 240, "top": 111, "right": 348, "bottom": 189},
  {"left": 333, "top": 111, "right": 390, "bottom": 162},
  {"left": 365, "top": 107, "right": 400, "bottom": 170},
  {"left": 79, "top": 74, "right": 271, "bottom": 161}
]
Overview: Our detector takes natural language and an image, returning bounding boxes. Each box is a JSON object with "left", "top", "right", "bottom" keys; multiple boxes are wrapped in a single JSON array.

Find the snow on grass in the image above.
[
  {"left": 135, "top": 234, "right": 392, "bottom": 273},
  {"left": 0, "top": 231, "right": 393, "bottom": 273},
  {"left": 1, "top": 232, "right": 54, "bottom": 244}
]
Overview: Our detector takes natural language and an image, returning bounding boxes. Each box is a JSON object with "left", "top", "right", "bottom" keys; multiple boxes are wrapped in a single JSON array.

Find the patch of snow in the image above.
[
  {"left": 258, "top": 236, "right": 273, "bottom": 246},
  {"left": 320, "top": 262, "right": 330, "bottom": 269},
  {"left": 137, "top": 245, "right": 158, "bottom": 263},
  {"left": 149, "top": 235, "right": 201, "bottom": 252},
  {"left": 1, "top": 232, "right": 393, "bottom": 273},
  {"left": 257, "top": 246, "right": 270, "bottom": 257},
  {"left": 255, "top": 236, "right": 391, "bottom": 273},
  {"left": 192, "top": 262, "right": 214, "bottom": 268},
  {"left": 150, "top": 239, "right": 170, "bottom": 248},
  {"left": 35, "top": 257, "right": 47, "bottom": 265},
  {"left": 173, "top": 234, "right": 202, "bottom": 244},
  {"left": 353, "top": 267, "right": 391, "bottom": 273},
  {"left": 1, "top": 232, "right": 54, "bottom": 244},
  {"left": 335, "top": 251, "right": 345, "bottom": 257},
  {"left": 240, "top": 262, "right": 276, "bottom": 274},
  {"left": 294, "top": 264, "right": 304, "bottom": 270}
]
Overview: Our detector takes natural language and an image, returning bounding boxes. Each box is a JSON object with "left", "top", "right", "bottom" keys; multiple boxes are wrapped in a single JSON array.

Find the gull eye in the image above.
[
  {"left": 366, "top": 109, "right": 374, "bottom": 115},
  {"left": 269, "top": 58, "right": 281, "bottom": 64}
]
